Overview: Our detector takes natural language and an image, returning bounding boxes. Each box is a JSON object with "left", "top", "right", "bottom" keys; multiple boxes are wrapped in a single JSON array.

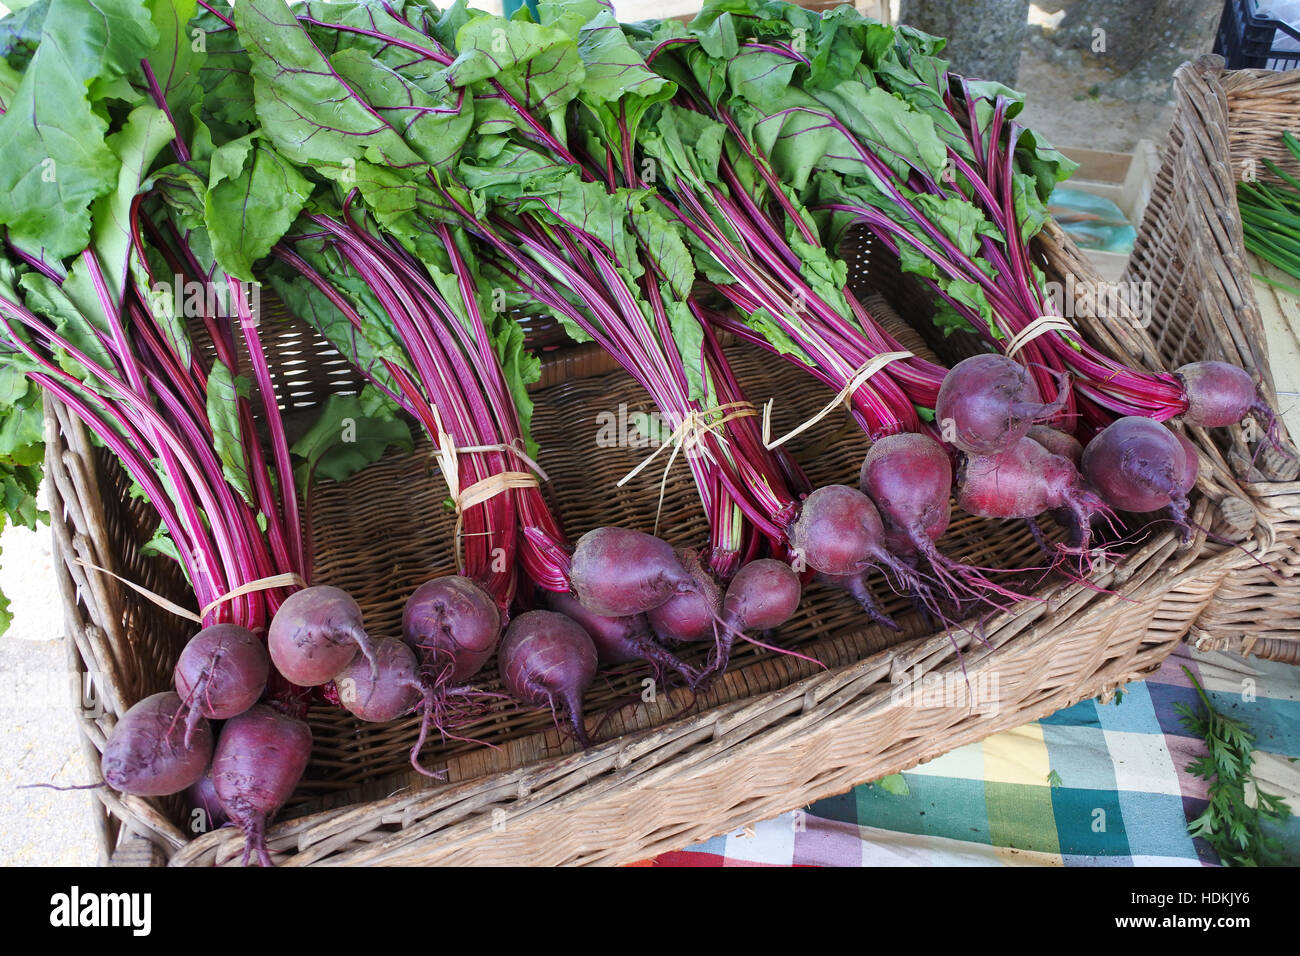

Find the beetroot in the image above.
[
  {"left": 1027, "top": 425, "right": 1083, "bottom": 464},
  {"left": 789, "top": 485, "right": 893, "bottom": 578},
  {"left": 568, "top": 526, "right": 697, "bottom": 617},
  {"left": 173, "top": 624, "right": 270, "bottom": 747},
  {"left": 547, "top": 591, "right": 698, "bottom": 685},
  {"left": 335, "top": 636, "right": 443, "bottom": 777},
  {"left": 498, "top": 610, "right": 598, "bottom": 747},
  {"left": 646, "top": 550, "right": 722, "bottom": 643},
  {"left": 696, "top": 559, "right": 802, "bottom": 682},
  {"left": 787, "top": 484, "right": 926, "bottom": 626},
  {"left": 402, "top": 575, "right": 502, "bottom": 684},
  {"left": 212, "top": 705, "right": 312, "bottom": 867},
  {"left": 186, "top": 770, "right": 228, "bottom": 833},
  {"left": 958, "top": 436, "right": 1111, "bottom": 551},
  {"left": 267, "top": 585, "right": 376, "bottom": 687},
  {"left": 1176, "top": 361, "right": 1258, "bottom": 428},
  {"left": 1174, "top": 431, "right": 1200, "bottom": 495},
  {"left": 101, "top": 692, "right": 213, "bottom": 797},
  {"left": 935, "top": 354, "right": 1069, "bottom": 455},
  {"left": 1081, "top": 416, "right": 1194, "bottom": 539},
  {"left": 335, "top": 637, "right": 425, "bottom": 723},
  {"left": 859, "top": 433, "right": 952, "bottom": 561},
  {"left": 860, "top": 433, "right": 1027, "bottom": 609}
]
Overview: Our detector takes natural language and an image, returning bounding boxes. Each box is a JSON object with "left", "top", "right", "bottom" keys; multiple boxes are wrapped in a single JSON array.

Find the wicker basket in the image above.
[
  {"left": 48, "top": 201, "right": 1248, "bottom": 866},
  {"left": 1125, "top": 55, "right": 1300, "bottom": 664}
]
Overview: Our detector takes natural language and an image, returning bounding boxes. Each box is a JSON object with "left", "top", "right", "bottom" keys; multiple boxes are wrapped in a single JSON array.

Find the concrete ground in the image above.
[{"left": 0, "top": 486, "right": 99, "bottom": 866}]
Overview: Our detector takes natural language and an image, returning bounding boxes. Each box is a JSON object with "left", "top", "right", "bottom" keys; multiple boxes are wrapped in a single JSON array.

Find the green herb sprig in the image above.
[{"left": 1175, "top": 666, "right": 1291, "bottom": 866}]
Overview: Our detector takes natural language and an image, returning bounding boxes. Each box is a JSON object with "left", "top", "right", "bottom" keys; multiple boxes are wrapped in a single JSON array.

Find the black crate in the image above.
[{"left": 1215, "top": 0, "right": 1300, "bottom": 69}]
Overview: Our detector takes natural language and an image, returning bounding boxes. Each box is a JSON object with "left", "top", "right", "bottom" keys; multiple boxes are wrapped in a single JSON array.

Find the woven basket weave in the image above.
[
  {"left": 47, "top": 201, "right": 1247, "bottom": 865},
  {"left": 1125, "top": 55, "right": 1300, "bottom": 664}
]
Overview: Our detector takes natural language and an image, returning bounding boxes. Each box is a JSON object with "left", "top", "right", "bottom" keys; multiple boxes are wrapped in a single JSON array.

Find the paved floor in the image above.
[{"left": 0, "top": 488, "right": 100, "bottom": 866}]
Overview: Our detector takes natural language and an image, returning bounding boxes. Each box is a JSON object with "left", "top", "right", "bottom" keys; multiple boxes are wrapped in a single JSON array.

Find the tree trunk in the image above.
[
  {"left": 898, "top": 0, "right": 1031, "bottom": 86},
  {"left": 1055, "top": 0, "right": 1220, "bottom": 77}
]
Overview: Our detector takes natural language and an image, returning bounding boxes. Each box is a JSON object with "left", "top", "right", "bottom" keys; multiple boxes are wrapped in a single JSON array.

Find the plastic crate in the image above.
[{"left": 1214, "top": 0, "right": 1300, "bottom": 70}]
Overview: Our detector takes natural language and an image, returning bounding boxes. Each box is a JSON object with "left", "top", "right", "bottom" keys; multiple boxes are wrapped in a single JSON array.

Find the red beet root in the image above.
[
  {"left": 646, "top": 550, "right": 722, "bottom": 643},
  {"left": 788, "top": 485, "right": 929, "bottom": 627},
  {"left": 861, "top": 432, "right": 1028, "bottom": 609},
  {"left": 101, "top": 692, "right": 213, "bottom": 797},
  {"left": 859, "top": 433, "right": 952, "bottom": 560},
  {"left": 1027, "top": 425, "right": 1083, "bottom": 464},
  {"left": 695, "top": 559, "right": 803, "bottom": 683},
  {"left": 267, "top": 585, "right": 376, "bottom": 687},
  {"left": 186, "top": 770, "right": 228, "bottom": 834},
  {"left": 498, "top": 610, "right": 598, "bottom": 747},
  {"left": 568, "top": 526, "right": 697, "bottom": 617},
  {"left": 174, "top": 624, "right": 270, "bottom": 747},
  {"left": 212, "top": 705, "right": 312, "bottom": 867},
  {"left": 336, "top": 636, "right": 444, "bottom": 777},
  {"left": 402, "top": 575, "right": 502, "bottom": 684},
  {"left": 1176, "top": 361, "right": 1257, "bottom": 428},
  {"left": 335, "top": 637, "right": 425, "bottom": 723},
  {"left": 958, "top": 436, "right": 1111, "bottom": 551},
  {"left": 935, "top": 354, "right": 1070, "bottom": 455},
  {"left": 547, "top": 591, "right": 698, "bottom": 685},
  {"left": 1081, "top": 416, "right": 1194, "bottom": 540}
]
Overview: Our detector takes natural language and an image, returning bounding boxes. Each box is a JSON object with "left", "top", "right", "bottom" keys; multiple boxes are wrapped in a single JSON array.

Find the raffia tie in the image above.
[
  {"left": 1004, "top": 315, "right": 1078, "bottom": 358},
  {"left": 615, "top": 401, "right": 757, "bottom": 537},
  {"left": 762, "top": 351, "right": 913, "bottom": 450},
  {"left": 73, "top": 558, "right": 304, "bottom": 625},
  {"left": 428, "top": 406, "right": 545, "bottom": 574}
]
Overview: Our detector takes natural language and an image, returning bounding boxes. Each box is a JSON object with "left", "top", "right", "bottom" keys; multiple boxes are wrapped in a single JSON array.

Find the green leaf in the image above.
[
  {"left": 877, "top": 773, "right": 910, "bottom": 796},
  {"left": 929, "top": 299, "right": 972, "bottom": 338},
  {"left": 19, "top": 272, "right": 116, "bottom": 386},
  {"left": 0, "top": 0, "right": 50, "bottom": 71},
  {"left": 0, "top": 58, "right": 21, "bottom": 113},
  {"left": 144, "top": 0, "right": 201, "bottom": 142},
  {"left": 939, "top": 279, "right": 1002, "bottom": 341},
  {"left": 235, "top": 0, "right": 425, "bottom": 177},
  {"left": 328, "top": 47, "right": 473, "bottom": 173},
  {"left": 514, "top": 173, "right": 644, "bottom": 276},
  {"left": 139, "top": 521, "right": 187, "bottom": 579},
  {"left": 289, "top": 389, "right": 413, "bottom": 487},
  {"left": 572, "top": 12, "right": 675, "bottom": 160},
  {"left": 489, "top": 311, "right": 542, "bottom": 460},
  {"left": 205, "top": 359, "right": 254, "bottom": 506},
  {"left": 0, "top": 0, "right": 160, "bottom": 257},
  {"left": 459, "top": 139, "right": 571, "bottom": 200},
  {"left": 634, "top": 199, "right": 696, "bottom": 300},
  {"left": 1011, "top": 171, "right": 1050, "bottom": 243},
  {"left": 0, "top": 369, "right": 46, "bottom": 465},
  {"left": 73, "top": 103, "right": 176, "bottom": 307},
  {"left": 743, "top": 306, "right": 814, "bottom": 366},
  {"left": 205, "top": 135, "right": 313, "bottom": 281},
  {"left": 664, "top": 296, "right": 706, "bottom": 403},
  {"left": 449, "top": 15, "right": 585, "bottom": 141}
]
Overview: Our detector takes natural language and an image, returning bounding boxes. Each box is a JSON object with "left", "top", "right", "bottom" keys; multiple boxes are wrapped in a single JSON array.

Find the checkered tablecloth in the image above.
[{"left": 647, "top": 643, "right": 1300, "bottom": 866}]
